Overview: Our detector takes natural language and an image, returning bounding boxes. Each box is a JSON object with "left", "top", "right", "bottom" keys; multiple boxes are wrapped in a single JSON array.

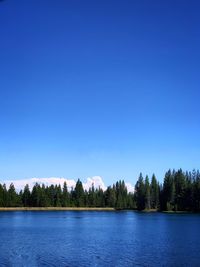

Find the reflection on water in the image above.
[{"left": 0, "top": 211, "right": 200, "bottom": 266}]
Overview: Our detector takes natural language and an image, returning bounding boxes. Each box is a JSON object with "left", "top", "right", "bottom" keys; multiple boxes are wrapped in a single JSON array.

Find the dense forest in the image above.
[{"left": 0, "top": 169, "right": 200, "bottom": 211}]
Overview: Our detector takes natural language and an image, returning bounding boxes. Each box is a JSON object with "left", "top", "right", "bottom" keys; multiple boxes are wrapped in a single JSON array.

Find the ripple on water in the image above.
[{"left": 0, "top": 212, "right": 200, "bottom": 266}]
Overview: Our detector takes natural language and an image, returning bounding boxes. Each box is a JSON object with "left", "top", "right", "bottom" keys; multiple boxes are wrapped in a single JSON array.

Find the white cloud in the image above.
[
  {"left": 83, "top": 176, "right": 107, "bottom": 191},
  {"left": 2, "top": 176, "right": 106, "bottom": 192},
  {"left": 2, "top": 177, "right": 74, "bottom": 191},
  {"left": 125, "top": 182, "right": 135, "bottom": 193},
  {"left": 1, "top": 176, "right": 134, "bottom": 193}
]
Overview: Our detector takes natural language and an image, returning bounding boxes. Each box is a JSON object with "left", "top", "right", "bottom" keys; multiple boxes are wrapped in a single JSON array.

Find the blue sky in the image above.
[{"left": 0, "top": 0, "right": 200, "bottom": 185}]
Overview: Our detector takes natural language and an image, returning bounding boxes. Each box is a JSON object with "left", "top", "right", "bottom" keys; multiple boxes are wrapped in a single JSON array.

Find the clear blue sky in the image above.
[{"left": 0, "top": 0, "right": 200, "bottom": 185}]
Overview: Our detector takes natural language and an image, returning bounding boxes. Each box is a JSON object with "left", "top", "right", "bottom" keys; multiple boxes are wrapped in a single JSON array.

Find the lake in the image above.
[{"left": 0, "top": 211, "right": 199, "bottom": 266}]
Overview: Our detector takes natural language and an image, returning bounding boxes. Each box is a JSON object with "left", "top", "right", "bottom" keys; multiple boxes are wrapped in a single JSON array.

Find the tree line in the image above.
[{"left": 0, "top": 169, "right": 200, "bottom": 211}]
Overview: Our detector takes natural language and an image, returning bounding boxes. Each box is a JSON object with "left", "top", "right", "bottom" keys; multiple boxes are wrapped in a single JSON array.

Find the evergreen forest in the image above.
[{"left": 1, "top": 169, "right": 200, "bottom": 211}]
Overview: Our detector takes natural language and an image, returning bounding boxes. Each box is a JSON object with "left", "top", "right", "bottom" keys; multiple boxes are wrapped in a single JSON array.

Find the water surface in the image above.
[{"left": 0, "top": 211, "right": 199, "bottom": 266}]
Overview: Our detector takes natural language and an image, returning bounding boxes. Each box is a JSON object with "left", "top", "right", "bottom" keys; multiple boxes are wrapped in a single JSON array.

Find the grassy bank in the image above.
[
  {"left": 0, "top": 207, "right": 195, "bottom": 213},
  {"left": 162, "top": 210, "right": 193, "bottom": 214},
  {"left": 0, "top": 207, "right": 115, "bottom": 211}
]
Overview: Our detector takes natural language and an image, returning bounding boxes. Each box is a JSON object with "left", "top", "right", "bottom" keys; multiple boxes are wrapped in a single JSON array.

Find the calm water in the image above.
[{"left": 0, "top": 211, "right": 200, "bottom": 267}]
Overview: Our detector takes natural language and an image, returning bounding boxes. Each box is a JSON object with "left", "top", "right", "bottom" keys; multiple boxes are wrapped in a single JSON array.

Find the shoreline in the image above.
[
  {"left": 0, "top": 207, "right": 115, "bottom": 211},
  {"left": 0, "top": 207, "right": 196, "bottom": 213}
]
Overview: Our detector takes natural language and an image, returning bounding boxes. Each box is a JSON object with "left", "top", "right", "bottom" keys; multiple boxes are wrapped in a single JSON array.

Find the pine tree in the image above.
[
  {"left": 39, "top": 184, "right": 50, "bottom": 207},
  {"left": 193, "top": 170, "right": 200, "bottom": 211},
  {"left": 7, "top": 183, "right": 18, "bottom": 207},
  {"left": 74, "top": 179, "right": 84, "bottom": 207},
  {"left": 31, "top": 183, "right": 41, "bottom": 207},
  {"left": 95, "top": 187, "right": 105, "bottom": 207},
  {"left": 174, "top": 169, "right": 186, "bottom": 211},
  {"left": 48, "top": 185, "right": 56, "bottom": 207},
  {"left": 0, "top": 184, "right": 4, "bottom": 207},
  {"left": 62, "top": 181, "right": 69, "bottom": 207},
  {"left": 162, "top": 170, "right": 175, "bottom": 211},
  {"left": 185, "top": 171, "right": 193, "bottom": 211},
  {"left": 88, "top": 184, "right": 96, "bottom": 207},
  {"left": 22, "top": 184, "right": 31, "bottom": 207},
  {"left": 127, "top": 193, "right": 136, "bottom": 209},
  {"left": 55, "top": 185, "right": 62, "bottom": 207},
  {"left": 144, "top": 176, "right": 151, "bottom": 210},
  {"left": 150, "top": 174, "right": 159, "bottom": 210},
  {"left": 135, "top": 173, "right": 145, "bottom": 210},
  {"left": 105, "top": 186, "right": 116, "bottom": 207},
  {"left": 2, "top": 184, "right": 7, "bottom": 207}
]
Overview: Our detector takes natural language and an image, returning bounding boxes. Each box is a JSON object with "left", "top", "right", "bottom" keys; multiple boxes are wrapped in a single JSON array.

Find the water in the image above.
[{"left": 0, "top": 211, "right": 200, "bottom": 267}]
